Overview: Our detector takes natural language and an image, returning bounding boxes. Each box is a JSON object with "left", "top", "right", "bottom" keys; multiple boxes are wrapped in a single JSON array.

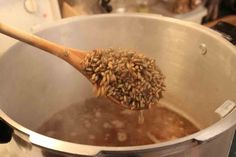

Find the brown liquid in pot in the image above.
[{"left": 37, "top": 98, "right": 199, "bottom": 146}]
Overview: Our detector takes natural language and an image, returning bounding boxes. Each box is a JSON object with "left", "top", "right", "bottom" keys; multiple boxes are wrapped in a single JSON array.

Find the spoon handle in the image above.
[{"left": 0, "top": 22, "right": 85, "bottom": 62}]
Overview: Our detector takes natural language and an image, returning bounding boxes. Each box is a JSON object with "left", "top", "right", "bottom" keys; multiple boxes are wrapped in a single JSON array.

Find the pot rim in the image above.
[
  {"left": 1, "top": 107, "right": 236, "bottom": 156},
  {"left": 1, "top": 13, "right": 236, "bottom": 156}
]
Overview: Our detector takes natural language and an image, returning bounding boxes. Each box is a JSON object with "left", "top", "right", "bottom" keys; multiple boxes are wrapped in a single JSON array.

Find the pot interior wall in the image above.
[{"left": 0, "top": 15, "right": 236, "bottom": 132}]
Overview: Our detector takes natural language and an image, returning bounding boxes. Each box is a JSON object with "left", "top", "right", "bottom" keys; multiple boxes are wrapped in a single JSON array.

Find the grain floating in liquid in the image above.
[
  {"left": 81, "top": 48, "right": 166, "bottom": 110},
  {"left": 37, "top": 97, "right": 199, "bottom": 146}
]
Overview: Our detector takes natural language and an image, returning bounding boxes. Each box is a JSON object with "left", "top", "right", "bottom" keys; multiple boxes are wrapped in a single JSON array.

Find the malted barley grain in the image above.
[{"left": 81, "top": 48, "right": 165, "bottom": 110}]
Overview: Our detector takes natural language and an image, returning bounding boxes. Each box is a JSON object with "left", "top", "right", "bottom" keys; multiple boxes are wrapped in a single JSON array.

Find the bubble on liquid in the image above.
[
  {"left": 117, "top": 132, "right": 127, "bottom": 142},
  {"left": 103, "top": 122, "right": 112, "bottom": 129},
  {"left": 95, "top": 111, "right": 101, "bottom": 118}
]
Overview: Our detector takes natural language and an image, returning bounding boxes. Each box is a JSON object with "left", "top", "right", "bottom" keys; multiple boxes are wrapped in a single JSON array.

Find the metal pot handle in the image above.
[
  {"left": 0, "top": 119, "right": 13, "bottom": 143},
  {"left": 211, "top": 22, "right": 236, "bottom": 45},
  {"left": 194, "top": 109, "right": 236, "bottom": 142}
]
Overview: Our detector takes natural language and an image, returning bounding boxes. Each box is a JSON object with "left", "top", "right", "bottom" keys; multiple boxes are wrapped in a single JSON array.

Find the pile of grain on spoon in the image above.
[{"left": 81, "top": 48, "right": 165, "bottom": 110}]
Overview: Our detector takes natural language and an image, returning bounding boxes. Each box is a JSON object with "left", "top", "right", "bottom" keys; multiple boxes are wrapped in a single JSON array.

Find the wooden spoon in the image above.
[
  {"left": 0, "top": 23, "right": 124, "bottom": 105},
  {"left": 0, "top": 23, "right": 87, "bottom": 71},
  {"left": 0, "top": 23, "right": 165, "bottom": 110}
]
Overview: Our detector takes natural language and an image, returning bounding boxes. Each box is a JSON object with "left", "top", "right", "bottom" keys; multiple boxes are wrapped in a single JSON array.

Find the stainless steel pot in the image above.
[{"left": 0, "top": 14, "right": 236, "bottom": 157}]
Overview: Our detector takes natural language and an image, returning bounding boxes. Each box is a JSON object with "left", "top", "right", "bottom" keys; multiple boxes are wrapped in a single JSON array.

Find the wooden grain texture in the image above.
[{"left": 0, "top": 22, "right": 86, "bottom": 71}]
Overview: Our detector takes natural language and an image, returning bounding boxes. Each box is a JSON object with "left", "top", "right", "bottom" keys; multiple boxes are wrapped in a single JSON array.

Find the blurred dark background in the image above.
[{"left": 219, "top": 0, "right": 236, "bottom": 17}]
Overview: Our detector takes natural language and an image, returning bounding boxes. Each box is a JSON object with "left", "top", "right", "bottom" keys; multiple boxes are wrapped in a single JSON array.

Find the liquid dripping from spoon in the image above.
[{"left": 138, "top": 110, "right": 145, "bottom": 124}]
